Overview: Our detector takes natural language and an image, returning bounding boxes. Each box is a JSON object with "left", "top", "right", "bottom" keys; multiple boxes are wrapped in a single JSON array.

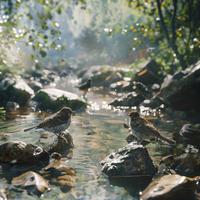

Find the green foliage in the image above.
[
  {"left": 0, "top": 0, "right": 72, "bottom": 70},
  {"left": 127, "top": 0, "right": 200, "bottom": 70}
]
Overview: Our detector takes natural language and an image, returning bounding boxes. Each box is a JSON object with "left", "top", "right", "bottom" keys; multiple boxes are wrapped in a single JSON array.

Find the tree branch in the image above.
[{"left": 171, "top": 0, "right": 177, "bottom": 44}]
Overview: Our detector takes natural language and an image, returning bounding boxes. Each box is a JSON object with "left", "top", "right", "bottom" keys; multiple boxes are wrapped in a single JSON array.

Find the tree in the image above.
[{"left": 128, "top": 0, "right": 200, "bottom": 70}]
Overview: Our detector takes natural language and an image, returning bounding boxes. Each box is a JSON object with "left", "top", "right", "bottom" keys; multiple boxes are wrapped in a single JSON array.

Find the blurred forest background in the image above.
[{"left": 0, "top": 0, "right": 199, "bottom": 74}]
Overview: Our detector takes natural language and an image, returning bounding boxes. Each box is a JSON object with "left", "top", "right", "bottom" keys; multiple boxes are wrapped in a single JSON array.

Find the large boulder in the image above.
[
  {"left": 0, "top": 75, "right": 34, "bottom": 107},
  {"left": 100, "top": 142, "right": 157, "bottom": 177},
  {"left": 33, "top": 88, "right": 87, "bottom": 111},
  {"left": 156, "top": 61, "right": 200, "bottom": 111}
]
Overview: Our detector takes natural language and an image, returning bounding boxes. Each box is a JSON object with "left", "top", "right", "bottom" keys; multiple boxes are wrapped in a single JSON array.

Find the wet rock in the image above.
[
  {"left": 176, "top": 124, "right": 200, "bottom": 147},
  {"left": 110, "top": 81, "right": 152, "bottom": 108},
  {"left": 5, "top": 101, "right": 19, "bottom": 113},
  {"left": 48, "top": 132, "right": 74, "bottom": 156},
  {"left": 0, "top": 188, "right": 8, "bottom": 200},
  {"left": 42, "top": 153, "right": 76, "bottom": 190},
  {"left": 134, "top": 60, "right": 164, "bottom": 86},
  {"left": 170, "top": 152, "right": 200, "bottom": 176},
  {"left": 140, "top": 174, "right": 198, "bottom": 200},
  {"left": 141, "top": 96, "right": 165, "bottom": 109},
  {"left": 101, "top": 142, "right": 157, "bottom": 177},
  {"left": 33, "top": 88, "right": 87, "bottom": 111},
  {"left": 0, "top": 141, "right": 49, "bottom": 164},
  {"left": 156, "top": 61, "right": 200, "bottom": 111},
  {"left": 78, "top": 65, "right": 131, "bottom": 88},
  {"left": 12, "top": 171, "right": 50, "bottom": 196},
  {"left": 28, "top": 80, "right": 43, "bottom": 92},
  {"left": 109, "top": 92, "right": 145, "bottom": 108},
  {"left": 110, "top": 80, "right": 133, "bottom": 93},
  {"left": 0, "top": 75, "right": 34, "bottom": 107}
]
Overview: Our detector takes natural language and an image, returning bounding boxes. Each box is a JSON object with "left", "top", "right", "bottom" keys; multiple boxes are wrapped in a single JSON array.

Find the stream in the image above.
[{"left": 0, "top": 75, "right": 184, "bottom": 200}]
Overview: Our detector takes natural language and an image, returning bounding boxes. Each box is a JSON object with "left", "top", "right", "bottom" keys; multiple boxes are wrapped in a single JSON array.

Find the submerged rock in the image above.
[
  {"left": 0, "top": 141, "right": 49, "bottom": 164},
  {"left": 101, "top": 142, "right": 157, "bottom": 177},
  {"left": 0, "top": 75, "right": 34, "bottom": 107},
  {"left": 140, "top": 174, "right": 199, "bottom": 200},
  {"left": 42, "top": 153, "right": 76, "bottom": 191},
  {"left": 12, "top": 171, "right": 50, "bottom": 196},
  {"left": 33, "top": 88, "right": 87, "bottom": 111}
]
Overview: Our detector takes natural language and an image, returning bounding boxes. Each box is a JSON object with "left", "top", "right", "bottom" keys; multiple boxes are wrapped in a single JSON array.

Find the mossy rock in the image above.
[{"left": 33, "top": 88, "right": 87, "bottom": 112}]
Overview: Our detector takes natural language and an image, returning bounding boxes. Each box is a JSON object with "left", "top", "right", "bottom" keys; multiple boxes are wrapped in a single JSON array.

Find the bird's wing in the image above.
[
  {"left": 37, "top": 114, "right": 64, "bottom": 128},
  {"left": 145, "top": 123, "right": 161, "bottom": 136}
]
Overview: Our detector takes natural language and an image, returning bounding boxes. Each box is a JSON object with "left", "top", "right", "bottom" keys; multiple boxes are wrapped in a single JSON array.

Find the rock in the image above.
[
  {"left": 0, "top": 188, "right": 8, "bottom": 200},
  {"left": 176, "top": 124, "right": 200, "bottom": 147},
  {"left": 156, "top": 61, "right": 200, "bottom": 111},
  {"left": 33, "top": 88, "right": 87, "bottom": 111},
  {"left": 140, "top": 174, "right": 198, "bottom": 200},
  {"left": 28, "top": 80, "right": 43, "bottom": 92},
  {"left": 134, "top": 60, "right": 164, "bottom": 86},
  {"left": 141, "top": 96, "right": 165, "bottom": 109},
  {"left": 5, "top": 101, "right": 19, "bottom": 113},
  {"left": 110, "top": 80, "right": 133, "bottom": 93},
  {"left": 78, "top": 65, "right": 131, "bottom": 88},
  {"left": 170, "top": 153, "right": 200, "bottom": 176},
  {"left": 42, "top": 153, "right": 76, "bottom": 190},
  {"left": 0, "top": 141, "right": 49, "bottom": 164},
  {"left": 48, "top": 132, "right": 74, "bottom": 156},
  {"left": 100, "top": 142, "right": 157, "bottom": 177},
  {"left": 12, "top": 171, "right": 50, "bottom": 196},
  {"left": 109, "top": 92, "right": 145, "bottom": 108},
  {"left": 0, "top": 75, "right": 34, "bottom": 107}
]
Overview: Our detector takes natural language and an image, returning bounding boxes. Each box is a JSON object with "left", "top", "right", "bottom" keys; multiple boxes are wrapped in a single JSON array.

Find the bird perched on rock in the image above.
[
  {"left": 77, "top": 79, "right": 91, "bottom": 97},
  {"left": 128, "top": 111, "right": 175, "bottom": 145},
  {"left": 24, "top": 107, "right": 74, "bottom": 135}
]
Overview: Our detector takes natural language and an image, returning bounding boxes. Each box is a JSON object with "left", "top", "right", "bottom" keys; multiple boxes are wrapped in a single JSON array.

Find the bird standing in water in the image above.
[
  {"left": 24, "top": 107, "right": 74, "bottom": 135},
  {"left": 128, "top": 111, "right": 175, "bottom": 145},
  {"left": 77, "top": 79, "right": 91, "bottom": 98}
]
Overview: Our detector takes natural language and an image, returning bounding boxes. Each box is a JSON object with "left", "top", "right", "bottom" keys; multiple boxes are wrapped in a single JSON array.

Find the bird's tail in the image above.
[
  {"left": 159, "top": 134, "right": 176, "bottom": 145},
  {"left": 24, "top": 126, "right": 36, "bottom": 132}
]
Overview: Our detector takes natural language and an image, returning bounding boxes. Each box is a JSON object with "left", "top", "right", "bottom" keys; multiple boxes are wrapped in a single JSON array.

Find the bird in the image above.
[
  {"left": 24, "top": 107, "right": 74, "bottom": 135},
  {"left": 128, "top": 111, "right": 175, "bottom": 145},
  {"left": 77, "top": 79, "right": 91, "bottom": 98}
]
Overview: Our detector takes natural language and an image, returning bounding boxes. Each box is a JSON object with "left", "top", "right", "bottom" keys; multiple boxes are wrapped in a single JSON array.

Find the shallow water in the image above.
[{"left": 0, "top": 76, "right": 182, "bottom": 200}]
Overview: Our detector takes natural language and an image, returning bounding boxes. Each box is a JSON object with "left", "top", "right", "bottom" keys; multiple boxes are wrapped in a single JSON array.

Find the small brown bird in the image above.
[
  {"left": 24, "top": 107, "right": 74, "bottom": 134},
  {"left": 128, "top": 111, "right": 175, "bottom": 145}
]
